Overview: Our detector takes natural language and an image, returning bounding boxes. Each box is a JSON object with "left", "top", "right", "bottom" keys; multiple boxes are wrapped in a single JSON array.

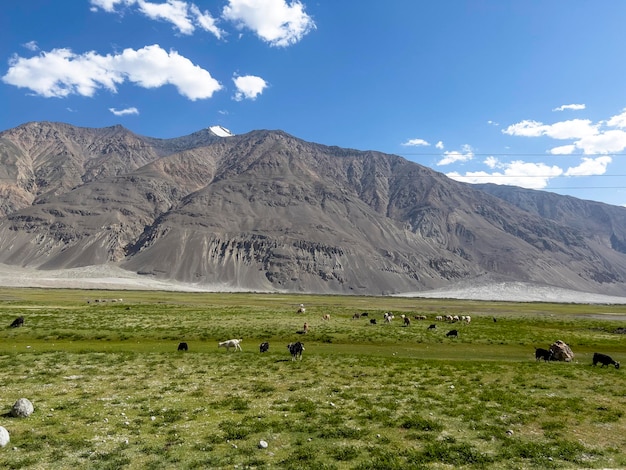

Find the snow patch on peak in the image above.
[{"left": 209, "top": 125, "right": 234, "bottom": 137}]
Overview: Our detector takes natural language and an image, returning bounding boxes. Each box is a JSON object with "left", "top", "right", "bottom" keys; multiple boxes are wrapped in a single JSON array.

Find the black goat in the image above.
[
  {"left": 593, "top": 352, "right": 620, "bottom": 369},
  {"left": 535, "top": 347, "right": 552, "bottom": 362},
  {"left": 287, "top": 342, "right": 305, "bottom": 360}
]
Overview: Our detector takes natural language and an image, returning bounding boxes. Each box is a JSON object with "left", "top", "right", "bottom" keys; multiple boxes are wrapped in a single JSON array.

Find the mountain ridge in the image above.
[{"left": 1, "top": 121, "right": 625, "bottom": 296}]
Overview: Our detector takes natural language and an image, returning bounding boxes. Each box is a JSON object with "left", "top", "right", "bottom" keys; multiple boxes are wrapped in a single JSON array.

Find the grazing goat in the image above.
[
  {"left": 218, "top": 338, "right": 242, "bottom": 352},
  {"left": 10, "top": 316, "right": 24, "bottom": 328},
  {"left": 177, "top": 342, "right": 188, "bottom": 351},
  {"left": 360, "top": 312, "right": 368, "bottom": 317},
  {"left": 370, "top": 319, "right": 377, "bottom": 325},
  {"left": 535, "top": 347, "right": 552, "bottom": 362},
  {"left": 303, "top": 322, "right": 309, "bottom": 333},
  {"left": 593, "top": 352, "right": 620, "bottom": 369},
  {"left": 403, "top": 317, "right": 411, "bottom": 327},
  {"left": 288, "top": 342, "right": 305, "bottom": 360},
  {"left": 297, "top": 304, "right": 306, "bottom": 314},
  {"left": 446, "top": 329, "right": 458, "bottom": 338},
  {"left": 259, "top": 342, "right": 270, "bottom": 353},
  {"left": 427, "top": 324, "right": 437, "bottom": 330},
  {"left": 352, "top": 313, "right": 361, "bottom": 319},
  {"left": 322, "top": 314, "right": 330, "bottom": 321}
]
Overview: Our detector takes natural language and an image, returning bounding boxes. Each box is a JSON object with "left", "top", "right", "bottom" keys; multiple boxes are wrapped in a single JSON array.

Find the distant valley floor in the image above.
[{"left": 1, "top": 263, "right": 626, "bottom": 305}]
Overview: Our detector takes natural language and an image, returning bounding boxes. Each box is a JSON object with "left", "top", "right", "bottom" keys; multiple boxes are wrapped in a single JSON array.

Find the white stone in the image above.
[
  {"left": 258, "top": 440, "right": 268, "bottom": 449},
  {"left": 0, "top": 427, "right": 9, "bottom": 447},
  {"left": 11, "top": 398, "right": 34, "bottom": 418}
]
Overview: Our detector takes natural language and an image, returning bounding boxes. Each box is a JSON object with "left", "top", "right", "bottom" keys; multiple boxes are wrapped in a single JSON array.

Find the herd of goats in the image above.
[
  {"left": 7, "top": 303, "right": 620, "bottom": 369},
  {"left": 187, "top": 303, "right": 620, "bottom": 369}
]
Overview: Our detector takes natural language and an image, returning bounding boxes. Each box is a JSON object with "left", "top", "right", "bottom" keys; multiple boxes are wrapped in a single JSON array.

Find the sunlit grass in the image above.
[{"left": 0, "top": 288, "right": 625, "bottom": 468}]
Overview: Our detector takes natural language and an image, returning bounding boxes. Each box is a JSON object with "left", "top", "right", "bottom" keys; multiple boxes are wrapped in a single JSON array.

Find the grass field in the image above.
[{"left": 0, "top": 288, "right": 625, "bottom": 469}]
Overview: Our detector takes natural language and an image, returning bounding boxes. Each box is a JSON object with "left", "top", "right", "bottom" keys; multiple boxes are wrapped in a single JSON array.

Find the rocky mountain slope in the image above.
[{"left": 1, "top": 121, "right": 626, "bottom": 296}]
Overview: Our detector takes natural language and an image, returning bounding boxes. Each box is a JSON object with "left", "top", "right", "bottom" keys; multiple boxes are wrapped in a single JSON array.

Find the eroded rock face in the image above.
[
  {"left": 11, "top": 398, "right": 34, "bottom": 418},
  {"left": 1, "top": 123, "right": 626, "bottom": 296},
  {"left": 550, "top": 340, "right": 575, "bottom": 362}
]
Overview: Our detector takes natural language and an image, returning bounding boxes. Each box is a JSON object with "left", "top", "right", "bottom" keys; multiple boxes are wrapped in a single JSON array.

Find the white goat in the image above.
[{"left": 218, "top": 338, "right": 243, "bottom": 352}]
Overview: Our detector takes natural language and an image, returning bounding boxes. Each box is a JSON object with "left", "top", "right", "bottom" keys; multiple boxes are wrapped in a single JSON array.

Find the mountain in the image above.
[{"left": 1, "top": 121, "right": 626, "bottom": 296}]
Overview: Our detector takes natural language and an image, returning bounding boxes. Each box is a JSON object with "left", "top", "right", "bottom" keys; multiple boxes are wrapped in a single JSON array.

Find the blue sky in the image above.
[{"left": 3, "top": 1, "right": 626, "bottom": 207}]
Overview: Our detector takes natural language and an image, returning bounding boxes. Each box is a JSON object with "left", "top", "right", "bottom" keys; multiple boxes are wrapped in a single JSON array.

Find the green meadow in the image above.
[{"left": 0, "top": 288, "right": 625, "bottom": 469}]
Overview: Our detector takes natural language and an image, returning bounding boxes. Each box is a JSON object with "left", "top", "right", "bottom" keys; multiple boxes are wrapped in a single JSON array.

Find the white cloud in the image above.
[
  {"left": 90, "top": 0, "right": 317, "bottom": 46},
  {"left": 23, "top": 41, "right": 39, "bottom": 52},
  {"left": 435, "top": 141, "right": 444, "bottom": 149},
  {"left": 447, "top": 161, "right": 563, "bottom": 190},
  {"left": 90, "top": 0, "right": 225, "bottom": 38},
  {"left": 573, "top": 129, "right": 626, "bottom": 154},
  {"left": 484, "top": 156, "right": 499, "bottom": 169},
  {"left": 546, "top": 119, "right": 598, "bottom": 139},
  {"left": 232, "top": 74, "right": 267, "bottom": 101},
  {"left": 437, "top": 144, "right": 473, "bottom": 166},
  {"left": 1, "top": 45, "right": 222, "bottom": 100},
  {"left": 109, "top": 106, "right": 139, "bottom": 116},
  {"left": 222, "top": 0, "right": 315, "bottom": 47},
  {"left": 90, "top": 0, "right": 128, "bottom": 12},
  {"left": 501, "top": 119, "right": 545, "bottom": 137},
  {"left": 549, "top": 144, "right": 576, "bottom": 155},
  {"left": 564, "top": 156, "right": 611, "bottom": 176},
  {"left": 137, "top": 0, "right": 196, "bottom": 34},
  {"left": 502, "top": 109, "right": 626, "bottom": 156},
  {"left": 553, "top": 103, "right": 586, "bottom": 111},
  {"left": 401, "top": 138, "right": 429, "bottom": 147},
  {"left": 502, "top": 119, "right": 597, "bottom": 140},
  {"left": 190, "top": 4, "right": 224, "bottom": 39},
  {"left": 487, "top": 120, "right": 499, "bottom": 126},
  {"left": 606, "top": 108, "right": 626, "bottom": 128}
]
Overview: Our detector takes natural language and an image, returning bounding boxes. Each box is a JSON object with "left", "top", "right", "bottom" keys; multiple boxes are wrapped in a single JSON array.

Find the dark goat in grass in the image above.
[
  {"left": 287, "top": 342, "right": 304, "bottom": 360},
  {"left": 593, "top": 352, "right": 620, "bottom": 369},
  {"left": 535, "top": 347, "right": 553, "bottom": 362}
]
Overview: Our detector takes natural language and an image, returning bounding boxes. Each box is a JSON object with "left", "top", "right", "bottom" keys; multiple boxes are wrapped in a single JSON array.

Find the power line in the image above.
[
  {"left": 542, "top": 187, "right": 626, "bottom": 190},
  {"left": 445, "top": 174, "right": 626, "bottom": 178},
  {"left": 398, "top": 152, "right": 626, "bottom": 157}
]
